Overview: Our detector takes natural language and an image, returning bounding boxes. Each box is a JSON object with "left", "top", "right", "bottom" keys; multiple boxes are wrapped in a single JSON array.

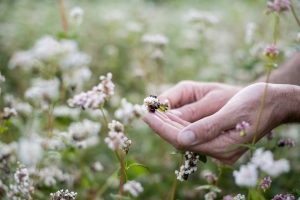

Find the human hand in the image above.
[
  {"left": 157, "top": 81, "right": 241, "bottom": 122},
  {"left": 144, "top": 83, "right": 296, "bottom": 164}
]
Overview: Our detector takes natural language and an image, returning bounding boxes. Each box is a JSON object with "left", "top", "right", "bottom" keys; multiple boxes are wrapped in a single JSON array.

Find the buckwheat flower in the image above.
[
  {"left": 53, "top": 105, "right": 81, "bottom": 120},
  {"left": 50, "top": 189, "right": 77, "bottom": 200},
  {"left": 63, "top": 66, "right": 92, "bottom": 91},
  {"left": 114, "top": 98, "right": 147, "bottom": 124},
  {"left": 233, "top": 163, "right": 258, "bottom": 187},
  {"left": 223, "top": 195, "right": 234, "bottom": 200},
  {"left": 267, "top": 158, "right": 290, "bottom": 176},
  {"left": 60, "top": 39, "right": 78, "bottom": 53},
  {"left": 25, "top": 78, "right": 60, "bottom": 102},
  {"left": 69, "top": 6, "right": 84, "bottom": 26},
  {"left": 32, "top": 36, "right": 62, "bottom": 62},
  {"left": 90, "top": 161, "right": 104, "bottom": 172},
  {"left": 8, "top": 50, "right": 36, "bottom": 70},
  {"left": 143, "top": 95, "right": 168, "bottom": 113},
  {"left": 68, "top": 119, "right": 101, "bottom": 143},
  {"left": 263, "top": 44, "right": 279, "bottom": 58},
  {"left": 235, "top": 121, "right": 249, "bottom": 136},
  {"left": 1, "top": 107, "right": 17, "bottom": 119},
  {"left": 104, "top": 131, "right": 125, "bottom": 151},
  {"left": 185, "top": 9, "right": 219, "bottom": 25},
  {"left": 123, "top": 136, "right": 132, "bottom": 154},
  {"left": 151, "top": 48, "right": 164, "bottom": 59},
  {"left": 204, "top": 173, "right": 218, "bottom": 184},
  {"left": 277, "top": 138, "right": 295, "bottom": 148},
  {"left": 59, "top": 51, "right": 91, "bottom": 70},
  {"left": 175, "top": 151, "right": 200, "bottom": 181},
  {"left": 68, "top": 88, "right": 107, "bottom": 110},
  {"left": 259, "top": 176, "right": 272, "bottom": 191},
  {"left": 205, "top": 191, "right": 217, "bottom": 200},
  {"left": 7, "top": 162, "right": 35, "bottom": 199},
  {"left": 141, "top": 33, "right": 169, "bottom": 46},
  {"left": 108, "top": 120, "right": 124, "bottom": 132},
  {"left": 123, "top": 180, "right": 143, "bottom": 197},
  {"left": 267, "top": 0, "right": 291, "bottom": 13},
  {"left": 284, "top": 194, "right": 295, "bottom": 200},
  {"left": 233, "top": 194, "right": 246, "bottom": 200},
  {"left": 251, "top": 148, "right": 274, "bottom": 172},
  {"left": 272, "top": 194, "right": 284, "bottom": 200},
  {"left": 19, "top": 136, "right": 43, "bottom": 166}
]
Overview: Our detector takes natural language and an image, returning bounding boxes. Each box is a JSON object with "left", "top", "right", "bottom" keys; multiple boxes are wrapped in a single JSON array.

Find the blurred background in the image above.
[{"left": 0, "top": 0, "right": 299, "bottom": 199}]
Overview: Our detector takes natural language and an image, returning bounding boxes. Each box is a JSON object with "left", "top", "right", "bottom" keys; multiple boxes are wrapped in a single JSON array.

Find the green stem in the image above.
[
  {"left": 273, "top": 14, "right": 279, "bottom": 45},
  {"left": 291, "top": 4, "right": 300, "bottom": 28},
  {"left": 215, "top": 166, "right": 223, "bottom": 186},
  {"left": 170, "top": 154, "right": 184, "bottom": 200},
  {"left": 100, "top": 108, "right": 108, "bottom": 127},
  {"left": 96, "top": 170, "right": 118, "bottom": 198},
  {"left": 251, "top": 66, "right": 271, "bottom": 146},
  {"left": 116, "top": 151, "right": 124, "bottom": 196}
]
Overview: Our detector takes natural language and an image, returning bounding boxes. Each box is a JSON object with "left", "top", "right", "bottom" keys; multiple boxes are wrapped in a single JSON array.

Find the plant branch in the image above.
[
  {"left": 58, "top": 0, "right": 68, "bottom": 33},
  {"left": 291, "top": 4, "right": 300, "bottom": 28}
]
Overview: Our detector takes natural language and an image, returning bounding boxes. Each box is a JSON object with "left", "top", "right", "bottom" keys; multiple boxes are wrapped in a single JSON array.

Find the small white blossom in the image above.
[
  {"left": 0, "top": 71, "right": 5, "bottom": 83},
  {"left": 50, "top": 189, "right": 77, "bottom": 200},
  {"left": 175, "top": 151, "right": 199, "bottom": 181},
  {"left": 8, "top": 51, "right": 36, "bottom": 70},
  {"left": 108, "top": 120, "right": 124, "bottom": 132},
  {"left": 205, "top": 191, "right": 217, "bottom": 200},
  {"left": 19, "top": 136, "right": 43, "bottom": 166},
  {"left": 70, "top": 6, "right": 84, "bottom": 26},
  {"left": 185, "top": 9, "right": 219, "bottom": 25},
  {"left": 90, "top": 161, "right": 104, "bottom": 172},
  {"left": 32, "top": 36, "right": 62, "bottom": 62},
  {"left": 25, "top": 78, "right": 60, "bottom": 101},
  {"left": 233, "top": 194, "right": 246, "bottom": 200},
  {"left": 53, "top": 105, "right": 81, "bottom": 120},
  {"left": 233, "top": 163, "right": 258, "bottom": 187},
  {"left": 141, "top": 33, "right": 169, "bottom": 46},
  {"left": 60, "top": 39, "right": 78, "bottom": 53},
  {"left": 104, "top": 131, "right": 125, "bottom": 151},
  {"left": 59, "top": 51, "right": 91, "bottom": 70},
  {"left": 2, "top": 107, "right": 17, "bottom": 119},
  {"left": 123, "top": 180, "right": 143, "bottom": 197}
]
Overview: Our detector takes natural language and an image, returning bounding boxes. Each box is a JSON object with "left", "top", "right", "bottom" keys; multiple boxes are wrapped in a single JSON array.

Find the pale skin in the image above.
[{"left": 143, "top": 52, "right": 300, "bottom": 165}]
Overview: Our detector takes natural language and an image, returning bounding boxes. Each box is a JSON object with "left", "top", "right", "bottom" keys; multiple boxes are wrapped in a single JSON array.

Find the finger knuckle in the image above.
[{"left": 200, "top": 121, "right": 216, "bottom": 142}]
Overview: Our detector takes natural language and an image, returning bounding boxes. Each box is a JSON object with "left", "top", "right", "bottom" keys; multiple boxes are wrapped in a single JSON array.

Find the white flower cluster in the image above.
[
  {"left": 19, "top": 136, "right": 44, "bottom": 167},
  {"left": 4, "top": 94, "right": 33, "bottom": 115},
  {"left": 0, "top": 141, "right": 18, "bottom": 160},
  {"left": 6, "top": 162, "right": 34, "bottom": 199},
  {"left": 185, "top": 9, "right": 219, "bottom": 25},
  {"left": 90, "top": 161, "right": 104, "bottom": 172},
  {"left": 105, "top": 120, "right": 131, "bottom": 153},
  {"left": 143, "top": 96, "right": 159, "bottom": 106},
  {"left": 233, "top": 148, "right": 290, "bottom": 188},
  {"left": 53, "top": 105, "right": 81, "bottom": 120},
  {"left": 25, "top": 78, "right": 60, "bottom": 102},
  {"left": 69, "top": 6, "right": 84, "bottom": 26},
  {"left": 114, "top": 98, "right": 147, "bottom": 124},
  {"left": 1, "top": 107, "right": 17, "bottom": 119},
  {"left": 34, "top": 165, "right": 74, "bottom": 187},
  {"left": 233, "top": 194, "right": 246, "bottom": 200},
  {"left": 123, "top": 180, "right": 144, "bottom": 197},
  {"left": 141, "top": 33, "right": 169, "bottom": 46},
  {"left": 50, "top": 189, "right": 77, "bottom": 200},
  {"left": 68, "top": 72, "right": 115, "bottom": 110},
  {"left": 175, "top": 151, "right": 200, "bottom": 181},
  {"left": 67, "top": 119, "right": 101, "bottom": 148},
  {"left": 205, "top": 191, "right": 217, "bottom": 200}
]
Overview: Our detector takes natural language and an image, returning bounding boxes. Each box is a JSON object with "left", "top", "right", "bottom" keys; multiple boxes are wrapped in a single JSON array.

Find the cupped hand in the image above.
[
  {"left": 158, "top": 81, "right": 241, "bottom": 122},
  {"left": 144, "top": 83, "right": 291, "bottom": 164}
]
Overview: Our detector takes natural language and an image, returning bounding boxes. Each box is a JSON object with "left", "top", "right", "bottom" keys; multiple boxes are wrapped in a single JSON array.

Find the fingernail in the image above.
[
  {"left": 169, "top": 110, "right": 182, "bottom": 118},
  {"left": 178, "top": 130, "right": 196, "bottom": 146}
]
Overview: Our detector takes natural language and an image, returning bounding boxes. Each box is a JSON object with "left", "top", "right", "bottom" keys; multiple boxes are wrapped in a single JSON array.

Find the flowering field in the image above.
[{"left": 0, "top": 0, "right": 300, "bottom": 199}]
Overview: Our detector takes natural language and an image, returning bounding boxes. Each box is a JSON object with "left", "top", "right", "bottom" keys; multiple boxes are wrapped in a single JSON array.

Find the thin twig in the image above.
[
  {"left": 170, "top": 154, "right": 184, "bottom": 200},
  {"left": 291, "top": 4, "right": 300, "bottom": 28}
]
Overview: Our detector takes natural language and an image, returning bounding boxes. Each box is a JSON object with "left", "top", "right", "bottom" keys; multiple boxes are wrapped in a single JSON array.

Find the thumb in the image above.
[{"left": 177, "top": 111, "right": 236, "bottom": 146}]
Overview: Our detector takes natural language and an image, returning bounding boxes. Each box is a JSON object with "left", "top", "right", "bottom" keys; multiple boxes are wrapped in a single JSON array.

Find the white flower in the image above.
[
  {"left": 59, "top": 51, "right": 91, "bottom": 70},
  {"left": 267, "top": 159, "right": 290, "bottom": 176},
  {"left": 62, "top": 66, "right": 92, "bottom": 91},
  {"left": 2, "top": 107, "right": 17, "bottom": 119},
  {"left": 141, "top": 33, "right": 169, "bottom": 46},
  {"left": 233, "top": 194, "right": 246, "bottom": 200},
  {"left": 205, "top": 191, "right": 217, "bottom": 200},
  {"left": 104, "top": 131, "right": 125, "bottom": 151},
  {"left": 70, "top": 6, "right": 84, "bottom": 26},
  {"left": 108, "top": 120, "right": 124, "bottom": 132},
  {"left": 233, "top": 163, "right": 258, "bottom": 187},
  {"left": 60, "top": 39, "right": 78, "bottom": 53},
  {"left": 90, "top": 161, "right": 104, "bottom": 172},
  {"left": 19, "top": 136, "right": 43, "bottom": 166},
  {"left": 68, "top": 119, "right": 101, "bottom": 144},
  {"left": 50, "top": 189, "right": 77, "bottom": 200},
  {"left": 123, "top": 180, "right": 143, "bottom": 197},
  {"left": 185, "top": 9, "right": 219, "bottom": 25},
  {"left": 175, "top": 151, "right": 199, "bottom": 181},
  {"left": 0, "top": 71, "right": 5, "bottom": 83},
  {"left": 25, "top": 78, "right": 60, "bottom": 101},
  {"left": 53, "top": 105, "right": 81, "bottom": 120},
  {"left": 8, "top": 51, "right": 36, "bottom": 70},
  {"left": 32, "top": 36, "right": 62, "bottom": 62}
]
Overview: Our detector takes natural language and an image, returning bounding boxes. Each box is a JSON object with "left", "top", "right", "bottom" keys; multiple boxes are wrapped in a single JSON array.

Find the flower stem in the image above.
[
  {"left": 291, "top": 4, "right": 300, "bottom": 28},
  {"left": 215, "top": 165, "right": 223, "bottom": 186},
  {"left": 95, "top": 170, "right": 118, "bottom": 198},
  {"left": 170, "top": 154, "right": 184, "bottom": 200},
  {"left": 58, "top": 0, "right": 68, "bottom": 33},
  {"left": 116, "top": 151, "right": 124, "bottom": 196},
  {"left": 100, "top": 108, "right": 108, "bottom": 127}
]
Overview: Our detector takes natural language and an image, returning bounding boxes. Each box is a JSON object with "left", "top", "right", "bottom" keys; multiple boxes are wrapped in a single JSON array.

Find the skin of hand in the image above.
[
  {"left": 157, "top": 81, "right": 242, "bottom": 122},
  {"left": 143, "top": 83, "right": 299, "bottom": 164}
]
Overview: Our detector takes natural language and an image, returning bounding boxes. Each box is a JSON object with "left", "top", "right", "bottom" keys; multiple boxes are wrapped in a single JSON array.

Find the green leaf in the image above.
[
  {"left": 225, "top": 143, "right": 256, "bottom": 152},
  {"left": 195, "top": 185, "right": 222, "bottom": 193},
  {"left": 110, "top": 194, "right": 132, "bottom": 200},
  {"left": 127, "top": 163, "right": 150, "bottom": 172},
  {"left": 157, "top": 105, "right": 168, "bottom": 112},
  {"left": 249, "top": 188, "right": 266, "bottom": 200},
  {"left": 197, "top": 154, "right": 207, "bottom": 163},
  {"left": 0, "top": 126, "right": 8, "bottom": 134}
]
